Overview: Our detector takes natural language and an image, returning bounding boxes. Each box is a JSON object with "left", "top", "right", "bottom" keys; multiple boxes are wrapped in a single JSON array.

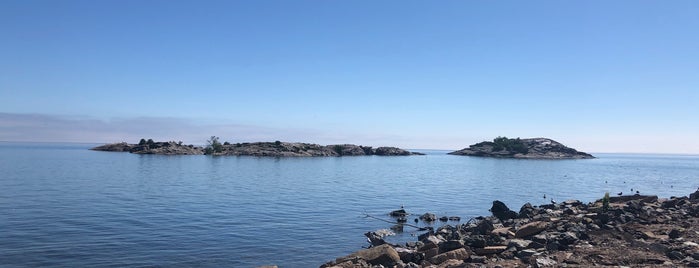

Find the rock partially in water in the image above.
[
  {"left": 390, "top": 208, "right": 408, "bottom": 217},
  {"left": 491, "top": 200, "right": 517, "bottom": 221},
  {"left": 419, "top": 213, "right": 436, "bottom": 222},
  {"left": 91, "top": 141, "right": 203, "bottom": 155},
  {"left": 90, "top": 142, "right": 133, "bottom": 152},
  {"left": 324, "top": 189, "right": 699, "bottom": 267}
]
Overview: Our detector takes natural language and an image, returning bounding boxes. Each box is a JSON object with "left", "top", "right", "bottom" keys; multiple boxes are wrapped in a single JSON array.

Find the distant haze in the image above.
[
  {"left": 1, "top": 1, "right": 698, "bottom": 154},
  {"left": 0, "top": 112, "right": 697, "bottom": 154}
]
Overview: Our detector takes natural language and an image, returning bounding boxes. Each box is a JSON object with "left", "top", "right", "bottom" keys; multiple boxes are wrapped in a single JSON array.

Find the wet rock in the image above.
[
  {"left": 417, "top": 231, "right": 433, "bottom": 241},
  {"left": 336, "top": 244, "right": 401, "bottom": 266},
  {"left": 491, "top": 200, "right": 518, "bottom": 221},
  {"left": 420, "top": 213, "right": 437, "bottom": 222},
  {"left": 390, "top": 208, "right": 408, "bottom": 217},
  {"left": 515, "top": 221, "right": 548, "bottom": 238},
  {"left": 429, "top": 248, "right": 470, "bottom": 265},
  {"left": 448, "top": 216, "right": 461, "bottom": 221},
  {"left": 439, "top": 216, "right": 448, "bottom": 222},
  {"left": 364, "top": 231, "right": 387, "bottom": 247}
]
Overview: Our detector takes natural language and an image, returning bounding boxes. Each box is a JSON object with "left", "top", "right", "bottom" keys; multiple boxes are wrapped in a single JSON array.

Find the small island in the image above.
[
  {"left": 448, "top": 137, "right": 594, "bottom": 159},
  {"left": 91, "top": 137, "right": 424, "bottom": 157}
]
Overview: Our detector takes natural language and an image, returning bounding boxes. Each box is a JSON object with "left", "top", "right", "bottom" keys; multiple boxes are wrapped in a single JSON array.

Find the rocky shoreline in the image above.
[
  {"left": 321, "top": 189, "right": 699, "bottom": 267},
  {"left": 90, "top": 140, "right": 424, "bottom": 157},
  {"left": 449, "top": 137, "right": 594, "bottom": 159}
]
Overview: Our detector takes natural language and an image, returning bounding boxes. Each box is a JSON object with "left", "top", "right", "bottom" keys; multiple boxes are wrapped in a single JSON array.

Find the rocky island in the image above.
[
  {"left": 449, "top": 137, "right": 594, "bottom": 159},
  {"left": 322, "top": 189, "right": 699, "bottom": 267},
  {"left": 91, "top": 138, "right": 423, "bottom": 157}
]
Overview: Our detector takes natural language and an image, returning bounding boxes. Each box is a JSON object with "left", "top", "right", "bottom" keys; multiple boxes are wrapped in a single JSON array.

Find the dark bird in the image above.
[
  {"left": 543, "top": 194, "right": 546, "bottom": 199},
  {"left": 631, "top": 188, "right": 633, "bottom": 191},
  {"left": 414, "top": 218, "right": 418, "bottom": 223},
  {"left": 636, "top": 190, "right": 640, "bottom": 194},
  {"left": 617, "top": 192, "right": 623, "bottom": 196},
  {"left": 605, "top": 180, "right": 608, "bottom": 184}
]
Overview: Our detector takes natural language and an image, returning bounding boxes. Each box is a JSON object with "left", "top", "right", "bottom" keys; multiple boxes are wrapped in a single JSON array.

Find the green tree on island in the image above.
[
  {"left": 492, "top": 136, "right": 528, "bottom": 154},
  {"left": 205, "top": 136, "right": 223, "bottom": 155}
]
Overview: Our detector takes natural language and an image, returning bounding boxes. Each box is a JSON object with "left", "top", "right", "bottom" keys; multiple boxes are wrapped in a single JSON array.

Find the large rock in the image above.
[
  {"left": 491, "top": 200, "right": 517, "bottom": 221},
  {"left": 336, "top": 244, "right": 401, "bottom": 266},
  {"left": 428, "top": 248, "right": 470, "bottom": 265},
  {"left": 448, "top": 137, "right": 594, "bottom": 159},
  {"left": 690, "top": 189, "right": 699, "bottom": 200},
  {"left": 515, "top": 221, "right": 548, "bottom": 238}
]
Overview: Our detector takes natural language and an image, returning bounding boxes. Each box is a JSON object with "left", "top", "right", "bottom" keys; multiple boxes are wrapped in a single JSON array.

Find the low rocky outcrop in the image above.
[
  {"left": 449, "top": 137, "right": 594, "bottom": 159},
  {"left": 323, "top": 188, "right": 699, "bottom": 267},
  {"left": 91, "top": 142, "right": 133, "bottom": 152},
  {"left": 91, "top": 141, "right": 204, "bottom": 155},
  {"left": 91, "top": 141, "right": 423, "bottom": 157}
]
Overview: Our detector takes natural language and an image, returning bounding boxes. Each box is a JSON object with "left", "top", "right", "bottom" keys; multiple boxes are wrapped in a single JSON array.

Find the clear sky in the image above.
[{"left": 1, "top": 1, "right": 698, "bottom": 153}]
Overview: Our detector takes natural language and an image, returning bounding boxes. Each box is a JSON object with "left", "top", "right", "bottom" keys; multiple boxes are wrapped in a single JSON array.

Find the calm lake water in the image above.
[{"left": 1, "top": 142, "right": 698, "bottom": 267}]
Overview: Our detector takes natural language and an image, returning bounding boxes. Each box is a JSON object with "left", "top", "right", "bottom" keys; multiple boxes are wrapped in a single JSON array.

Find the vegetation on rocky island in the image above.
[
  {"left": 204, "top": 136, "right": 223, "bottom": 155},
  {"left": 492, "top": 136, "right": 529, "bottom": 154}
]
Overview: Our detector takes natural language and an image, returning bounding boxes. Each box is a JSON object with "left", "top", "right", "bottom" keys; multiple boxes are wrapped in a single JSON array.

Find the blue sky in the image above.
[{"left": 1, "top": 1, "right": 698, "bottom": 153}]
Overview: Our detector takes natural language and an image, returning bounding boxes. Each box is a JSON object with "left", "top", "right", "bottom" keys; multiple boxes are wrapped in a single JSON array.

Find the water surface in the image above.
[{"left": 1, "top": 143, "right": 697, "bottom": 267}]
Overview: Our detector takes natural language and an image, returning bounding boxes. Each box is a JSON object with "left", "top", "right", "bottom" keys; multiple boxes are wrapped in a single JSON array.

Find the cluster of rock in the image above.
[
  {"left": 211, "top": 142, "right": 423, "bottom": 157},
  {"left": 91, "top": 141, "right": 423, "bottom": 157},
  {"left": 449, "top": 138, "right": 594, "bottom": 159},
  {"left": 91, "top": 141, "right": 203, "bottom": 155},
  {"left": 322, "top": 189, "right": 699, "bottom": 267}
]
